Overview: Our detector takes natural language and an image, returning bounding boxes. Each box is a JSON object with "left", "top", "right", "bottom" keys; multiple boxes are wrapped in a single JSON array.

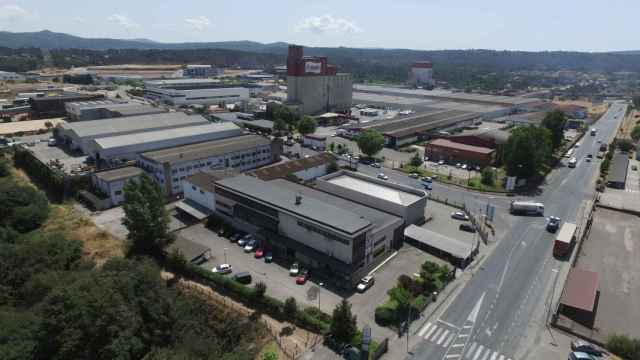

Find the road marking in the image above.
[
  {"left": 481, "top": 351, "right": 490, "bottom": 360},
  {"left": 473, "top": 345, "right": 484, "bottom": 360},
  {"left": 418, "top": 322, "right": 432, "bottom": 337},
  {"left": 437, "top": 330, "right": 450, "bottom": 345},
  {"left": 452, "top": 343, "right": 465, "bottom": 348},
  {"left": 438, "top": 319, "right": 461, "bottom": 330},
  {"left": 468, "top": 292, "right": 486, "bottom": 323},
  {"left": 425, "top": 325, "right": 438, "bottom": 340},
  {"left": 490, "top": 352, "right": 498, "bottom": 360},
  {"left": 463, "top": 325, "right": 473, "bottom": 329},
  {"left": 498, "top": 355, "right": 504, "bottom": 360},
  {"left": 466, "top": 342, "right": 477, "bottom": 358},
  {"left": 430, "top": 328, "right": 443, "bottom": 342},
  {"left": 445, "top": 355, "right": 460, "bottom": 359},
  {"left": 444, "top": 334, "right": 454, "bottom": 348}
]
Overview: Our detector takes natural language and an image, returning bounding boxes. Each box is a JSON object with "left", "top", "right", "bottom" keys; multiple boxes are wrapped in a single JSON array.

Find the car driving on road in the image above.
[
  {"left": 451, "top": 211, "right": 469, "bottom": 220},
  {"left": 356, "top": 275, "right": 375, "bottom": 292}
]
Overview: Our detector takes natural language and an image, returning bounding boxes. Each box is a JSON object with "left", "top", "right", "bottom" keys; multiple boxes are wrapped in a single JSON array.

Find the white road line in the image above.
[
  {"left": 463, "top": 325, "right": 473, "bottom": 329},
  {"left": 490, "top": 352, "right": 498, "bottom": 360},
  {"left": 418, "top": 322, "right": 432, "bottom": 337},
  {"left": 498, "top": 355, "right": 504, "bottom": 360},
  {"left": 438, "top": 319, "right": 461, "bottom": 330},
  {"left": 473, "top": 345, "right": 484, "bottom": 360},
  {"left": 481, "top": 350, "right": 491, "bottom": 360},
  {"left": 443, "top": 334, "right": 454, "bottom": 348},
  {"left": 430, "top": 328, "right": 443, "bottom": 342},
  {"left": 466, "top": 343, "right": 477, "bottom": 358},
  {"left": 452, "top": 343, "right": 465, "bottom": 348},
  {"left": 425, "top": 324, "right": 438, "bottom": 340},
  {"left": 445, "top": 355, "right": 460, "bottom": 359},
  {"left": 458, "top": 334, "right": 469, "bottom": 338},
  {"left": 437, "top": 330, "right": 450, "bottom": 345}
]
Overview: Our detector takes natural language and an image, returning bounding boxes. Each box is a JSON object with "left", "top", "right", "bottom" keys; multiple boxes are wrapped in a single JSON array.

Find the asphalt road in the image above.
[{"left": 406, "top": 102, "right": 628, "bottom": 360}]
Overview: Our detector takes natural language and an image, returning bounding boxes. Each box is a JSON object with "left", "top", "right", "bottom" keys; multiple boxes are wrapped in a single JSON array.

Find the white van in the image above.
[{"left": 568, "top": 157, "right": 577, "bottom": 168}]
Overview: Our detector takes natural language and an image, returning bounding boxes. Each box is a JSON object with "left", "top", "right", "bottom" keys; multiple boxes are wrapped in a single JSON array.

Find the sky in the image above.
[{"left": 0, "top": 0, "right": 637, "bottom": 52}]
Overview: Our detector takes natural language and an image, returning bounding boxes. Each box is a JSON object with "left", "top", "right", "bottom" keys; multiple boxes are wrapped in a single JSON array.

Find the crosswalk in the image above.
[{"left": 416, "top": 320, "right": 513, "bottom": 360}]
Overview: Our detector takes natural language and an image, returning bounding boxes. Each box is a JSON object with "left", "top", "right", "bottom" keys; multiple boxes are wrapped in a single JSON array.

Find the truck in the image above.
[
  {"left": 509, "top": 201, "right": 545, "bottom": 216},
  {"left": 554, "top": 222, "right": 577, "bottom": 258}
]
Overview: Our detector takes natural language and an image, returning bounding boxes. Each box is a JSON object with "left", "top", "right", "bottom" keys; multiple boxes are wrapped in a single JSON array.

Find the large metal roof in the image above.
[
  {"left": 216, "top": 175, "right": 372, "bottom": 235},
  {"left": 60, "top": 112, "right": 208, "bottom": 138},
  {"left": 404, "top": 225, "right": 472, "bottom": 260}
]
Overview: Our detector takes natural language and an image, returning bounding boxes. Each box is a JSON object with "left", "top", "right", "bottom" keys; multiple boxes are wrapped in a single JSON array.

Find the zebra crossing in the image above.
[{"left": 416, "top": 320, "right": 514, "bottom": 360}]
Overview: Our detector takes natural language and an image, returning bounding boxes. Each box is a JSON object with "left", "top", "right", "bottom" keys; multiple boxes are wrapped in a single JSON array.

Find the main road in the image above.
[{"left": 405, "top": 102, "right": 627, "bottom": 360}]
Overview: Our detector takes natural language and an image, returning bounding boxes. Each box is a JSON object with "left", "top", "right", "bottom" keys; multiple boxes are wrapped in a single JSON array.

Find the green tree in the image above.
[
  {"left": 283, "top": 297, "right": 297, "bottom": 318},
  {"left": 481, "top": 167, "right": 495, "bottom": 186},
  {"left": 410, "top": 152, "right": 423, "bottom": 167},
  {"left": 263, "top": 351, "right": 278, "bottom": 360},
  {"left": 0, "top": 180, "right": 50, "bottom": 233},
  {"left": 329, "top": 142, "right": 335, "bottom": 152},
  {"left": 388, "top": 286, "right": 412, "bottom": 317},
  {"left": 617, "top": 138, "right": 634, "bottom": 152},
  {"left": 273, "top": 118, "right": 287, "bottom": 134},
  {"left": 355, "top": 129, "right": 385, "bottom": 158},
  {"left": 273, "top": 105, "right": 298, "bottom": 130},
  {"left": 631, "top": 125, "right": 640, "bottom": 142},
  {"left": 297, "top": 116, "right": 317, "bottom": 136},
  {"left": 329, "top": 299, "right": 357, "bottom": 344},
  {"left": 122, "top": 174, "right": 173, "bottom": 257},
  {"left": 0, "top": 158, "right": 9, "bottom": 177},
  {"left": 327, "top": 158, "right": 339, "bottom": 173},
  {"left": 541, "top": 110, "right": 567, "bottom": 150},
  {"left": 606, "top": 333, "right": 640, "bottom": 360},
  {"left": 503, "top": 126, "right": 552, "bottom": 178}
]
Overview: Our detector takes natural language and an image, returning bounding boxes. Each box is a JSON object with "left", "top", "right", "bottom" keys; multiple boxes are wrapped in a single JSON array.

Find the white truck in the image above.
[{"left": 510, "top": 201, "right": 545, "bottom": 216}]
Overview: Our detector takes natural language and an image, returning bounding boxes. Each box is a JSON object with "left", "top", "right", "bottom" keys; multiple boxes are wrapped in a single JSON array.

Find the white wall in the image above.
[
  {"left": 183, "top": 180, "right": 215, "bottom": 210},
  {"left": 293, "top": 164, "right": 328, "bottom": 181}
]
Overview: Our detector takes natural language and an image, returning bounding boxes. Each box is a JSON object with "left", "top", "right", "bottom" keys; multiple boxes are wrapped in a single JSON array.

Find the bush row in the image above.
[{"left": 166, "top": 258, "right": 331, "bottom": 334}]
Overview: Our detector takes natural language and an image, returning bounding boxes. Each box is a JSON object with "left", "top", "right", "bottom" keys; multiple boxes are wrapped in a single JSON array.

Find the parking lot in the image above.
[
  {"left": 422, "top": 160, "right": 481, "bottom": 180},
  {"left": 424, "top": 201, "right": 476, "bottom": 246},
  {"left": 564, "top": 207, "right": 640, "bottom": 343}
]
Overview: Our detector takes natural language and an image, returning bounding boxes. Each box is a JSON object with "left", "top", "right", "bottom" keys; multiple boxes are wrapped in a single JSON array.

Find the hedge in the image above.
[
  {"left": 374, "top": 300, "right": 398, "bottom": 326},
  {"left": 167, "top": 259, "right": 331, "bottom": 333}
]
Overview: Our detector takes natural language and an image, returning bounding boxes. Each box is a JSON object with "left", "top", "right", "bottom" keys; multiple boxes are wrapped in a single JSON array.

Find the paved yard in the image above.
[
  {"left": 567, "top": 207, "right": 640, "bottom": 343},
  {"left": 424, "top": 201, "right": 476, "bottom": 246}
]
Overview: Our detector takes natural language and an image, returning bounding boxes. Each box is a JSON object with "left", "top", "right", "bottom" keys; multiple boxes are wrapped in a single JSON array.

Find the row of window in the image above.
[{"left": 297, "top": 220, "right": 350, "bottom": 245}]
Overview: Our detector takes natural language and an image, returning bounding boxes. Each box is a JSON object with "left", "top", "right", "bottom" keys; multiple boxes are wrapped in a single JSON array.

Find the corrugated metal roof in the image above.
[
  {"left": 560, "top": 268, "right": 599, "bottom": 312},
  {"left": 61, "top": 112, "right": 208, "bottom": 138},
  {"left": 404, "top": 225, "right": 472, "bottom": 259},
  {"left": 93, "top": 122, "right": 241, "bottom": 149},
  {"left": 427, "top": 138, "right": 495, "bottom": 154}
]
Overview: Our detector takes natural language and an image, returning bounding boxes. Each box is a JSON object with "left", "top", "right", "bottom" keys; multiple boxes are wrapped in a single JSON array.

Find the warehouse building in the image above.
[
  {"left": 181, "top": 173, "right": 403, "bottom": 288},
  {"left": 29, "top": 92, "right": 104, "bottom": 118},
  {"left": 65, "top": 100, "right": 165, "bottom": 121},
  {"left": 316, "top": 170, "right": 427, "bottom": 227},
  {"left": 56, "top": 112, "right": 210, "bottom": 154},
  {"left": 88, "top": 122, "right": 243, "bottom": 165},
  {"left": 138, "top": 134, "right": 279, "bottom": 195},
  {"left": 286, "top": 45, "right": 352, "bottom": 115},
  {"left": 250, "top": 152, "right": 333, "bottom": 182},
  {"left": 91, "top": 166, "right": 143, "bottom": 207},
  {"left": 425, "top": 138, "right": 495, "bottom": 167},
  {"left": 144, "top": 78, "right": 250, "bottom": 106},
  {"left": 607, "top": 152, "right": 629, "bottom": 189}
]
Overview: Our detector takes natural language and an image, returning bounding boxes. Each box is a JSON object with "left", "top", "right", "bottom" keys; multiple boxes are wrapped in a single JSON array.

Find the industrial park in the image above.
[{"left": 1, "top": 10, "right": 640, "bottom": 360}]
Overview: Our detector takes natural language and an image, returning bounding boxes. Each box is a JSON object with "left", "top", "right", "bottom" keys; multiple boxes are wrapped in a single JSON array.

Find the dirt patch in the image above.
[
  {"left": 617, "top": 109, "right": 638, "bottom": 140},
  {"left": 161, "top": 271, "right": 323, "bottom": 360},
  {"left": 43, "top": 204, "right": 124, "bottom": 265}
]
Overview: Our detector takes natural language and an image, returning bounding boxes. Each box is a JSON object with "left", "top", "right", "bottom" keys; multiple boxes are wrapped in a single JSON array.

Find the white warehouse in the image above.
[
  {"left": 144, "top": 79, "right": 250, "bottom": 106},
  {"left": 56, "top": 112, "right": 209, "bottom": 154},
  {"left": 87, "top": 122, "right": 243, "bottom": 165}
]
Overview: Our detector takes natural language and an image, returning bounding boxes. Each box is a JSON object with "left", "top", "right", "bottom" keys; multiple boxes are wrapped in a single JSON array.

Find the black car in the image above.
[
  {"left": 459, "top": 223, "right": 476, "bottom": 233},
  {"left": 546, "top": 216, "right": 561, "bottom": 232},
  {"left": 232, "top": 272, "right": 252, "bottom": 284}
]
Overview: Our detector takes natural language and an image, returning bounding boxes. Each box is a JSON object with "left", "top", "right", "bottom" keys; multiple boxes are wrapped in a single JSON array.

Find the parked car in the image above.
[
  {"left": 47, "top": 138, "right": 57, "bottom": 146},
  {"left": 212, "top": 264, "right": 233, "bottom": 274},
  {"left": 475, "top": 165, "right": 481, "bottom": 171},
  {"left": 370, "top": 162, "right": 381, "bottom": 168},
  {"left": 409, "top": 173, "right": 420, "bottom": 179},
  {"left": 254, "top": 248, "right": 264, "bottom": 258},
  {"left": 230, "top": 233, "right": 242, "bottom": 243},
  {"left": 461, "top": 164, "right": 468, "bottom": 170},
  {"left": 356, "top": 275, "right": 375, "bottom": 292},
  {"left": 238, "top": 234, "right": 252, "bottom": 246},
  {"left": 571, "top": 340, "right": 605, "bottom": 357},
  {"left": 296, "top": 270, "right": 310, "bottom": 285},
  {"left": 459, "top": 223, "right": 476, "bottom": 233},
  {"left": 232, "top": 272, "right": 252, "bottom": 284},
  {"left": 451, "top": 211, "right": 469, "bottom": 221},
  {"left": 244, "top": 240, "right": 257, "bottom": 253},
  {"left": 264, "top": 252, "right": 273, "bottom": 263},
  {"left": 438, "top": 160, "right": 445, "bottom": 165},
  {"left": 377, "top": 173, "right": 389, "bottom": 180},
  {"left": 546, "top": 216, "right": 561, "bottom": 232},
  {"left": 289, "top": 262, "right": 300, "bottom": 276},
  {"left": 424, "top": 182, "right": 432, "bottom": 190},
  {"left": 456, "top": 163, "right": 462, "bottom": 168},
  {"left": 568, "top": 351, "right": 596, "bottom": 360},
  {"left": 421, "top": 176, "right": 433, "bottom": 183}
]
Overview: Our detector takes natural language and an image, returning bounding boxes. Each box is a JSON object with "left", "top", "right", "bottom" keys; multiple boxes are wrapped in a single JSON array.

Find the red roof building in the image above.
[{"left": 424, "top": 138, "right": 495, "bottom": 167}]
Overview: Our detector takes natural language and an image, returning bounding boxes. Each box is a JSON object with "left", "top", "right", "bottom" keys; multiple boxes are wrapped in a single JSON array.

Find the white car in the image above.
[
  {"left": 409, "top": 173, "right": 420, "bottom": 179},
  {"left": 377, "top": 173, "right": 389, "bottom": 180},
  {"left": 421, "top": 176, "right": 433, "bottom": 183},
  {"left": 461, "top": 164, "right": 468, "bottom": 170},
  {"left": 289, "top": 262, "right": 300, "bottom": 276},
  {"left": 370, "top": 162, "right": 381, "bottom": 168},
  {"left": 451, "top": 211, "right": 469, "bottom": 221},
  {"left": 456, "top": 163, "right": 462, "bottom": 168},
  {"left": 356, "top": 275, "right": 375, "bottom": 292},
  {"left": 244, "top": 240, "right": 257, "bottom": 253},
  {"left": 212, "top": 264, "right": 233, "bottom": 274},
  {"left": 438, "top": 160, "right": 445, "bottom": 165}
]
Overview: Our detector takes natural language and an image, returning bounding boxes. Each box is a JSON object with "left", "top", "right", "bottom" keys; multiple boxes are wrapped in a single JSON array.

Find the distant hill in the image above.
[{"left": 0, "top": 30, "right": 289, "bottom": 52}]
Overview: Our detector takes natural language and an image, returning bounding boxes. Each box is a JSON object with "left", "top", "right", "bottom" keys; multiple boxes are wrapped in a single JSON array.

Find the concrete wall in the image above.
[
  {"left": 293, "top": 164, "right": 328, "bottom": 181},
  {"left": 92, "top": 175, "right": 139, "bottom": 206},
  {"left": 183, "top": 179, "right": 215, "bottom": 210},
  {"left": 287, "top": 74, "right": 352, "bottom": 115}
]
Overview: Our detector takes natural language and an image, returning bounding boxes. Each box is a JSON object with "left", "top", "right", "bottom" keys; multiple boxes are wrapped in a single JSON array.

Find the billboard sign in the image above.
[{"left": 304, "top": 61, "right": 322, "bottom": 74}]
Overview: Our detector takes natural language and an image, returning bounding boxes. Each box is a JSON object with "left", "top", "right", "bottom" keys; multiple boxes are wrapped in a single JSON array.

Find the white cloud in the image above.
[
  {"left": 185, "top": 16, "right": 211, "bottom": 31},
  {"left": 0, "top": 4, "right": 30, "bottom": 21},
  {"left": 107, "top": 14, "right": 140, "bottom": 30},
  {"left": 295, "top": 14, "right": 362, "bottom": 34}
]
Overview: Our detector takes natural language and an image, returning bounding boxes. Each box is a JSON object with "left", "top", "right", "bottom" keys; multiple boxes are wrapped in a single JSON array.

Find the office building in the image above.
[
  {"left": 183, "top": 65, "right": 220, "bottom": 78},
  {"left": 56, "top": 112, "right": 210, "bottom": 154},
  {"left": 181, "top": 173, "right": 403, "bottom": 287},
  {"left": 286, "top": 45, "right": 352, "bottom": 115},
  {"left": 87, "top": 122, "right": 243, "bottom": 164},
  {"left": 137, "top": 134, "right": 279, "bottom": 195}
]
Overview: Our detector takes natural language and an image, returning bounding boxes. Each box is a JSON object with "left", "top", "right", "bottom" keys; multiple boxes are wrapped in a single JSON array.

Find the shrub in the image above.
[
  {"left": 254, "top": 281, "right": 267, "bottom": 299},
  {"left": 481, "top": 167, "right": 495, "bottom": 186},
  {"left": 374, "top": 303, "right": 397, "bottom": 326},
  {"left": 606, "top": 333, "right": 640, "bottom": 360},
  {"left": 284, "top": 297, "right": 297, "bottom": 318},
  {"left": 412, "top": 295, "right": 430, "bottom": 313}
]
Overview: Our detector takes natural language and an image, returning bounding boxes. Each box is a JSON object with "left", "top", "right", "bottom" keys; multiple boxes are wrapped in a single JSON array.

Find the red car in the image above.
[
  {"left": 254, "top": 248, "right": 264, "bottom": 258},
  {"left": 296, "top": 270, "right": 309, "bottom": 285}
]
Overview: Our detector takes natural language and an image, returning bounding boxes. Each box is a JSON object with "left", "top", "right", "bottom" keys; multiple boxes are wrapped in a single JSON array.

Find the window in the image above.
[
  {"left": 296, "top": 220, "right": 349, "bottom": 245},
  {"left": 114, "top": 190, "right": 122, "bottom": 195},
  {"left": 374, "top": 236, "right": 387, "bottom": 247}
]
